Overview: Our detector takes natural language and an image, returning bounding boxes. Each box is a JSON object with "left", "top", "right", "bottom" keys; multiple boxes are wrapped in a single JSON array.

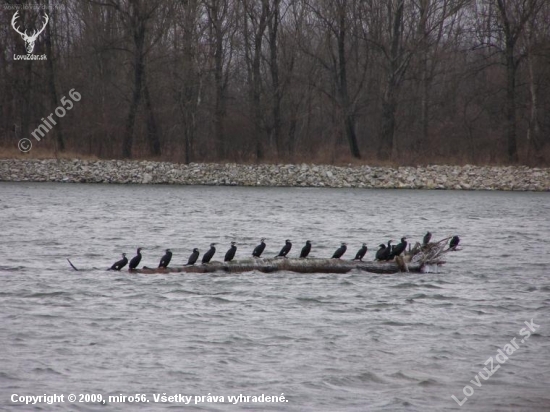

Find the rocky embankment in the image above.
[{"left": 0, "top": 159, "right": 549, "bottom": 191}]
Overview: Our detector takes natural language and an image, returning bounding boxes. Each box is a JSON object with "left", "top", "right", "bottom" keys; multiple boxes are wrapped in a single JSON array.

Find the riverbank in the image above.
[{"left": 0, "top": 159, "right": 548, "bottom": 191}]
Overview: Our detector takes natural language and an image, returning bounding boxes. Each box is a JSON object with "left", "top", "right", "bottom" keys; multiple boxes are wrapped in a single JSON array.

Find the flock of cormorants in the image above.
[{"left": 108, "top": 233, "right": 460, "bottom": 271}]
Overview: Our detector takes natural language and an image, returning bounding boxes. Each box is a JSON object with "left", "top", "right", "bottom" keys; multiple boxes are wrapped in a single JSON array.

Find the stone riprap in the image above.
[{"left": 0, "top": 159, "right": 548, "bottom": 191}]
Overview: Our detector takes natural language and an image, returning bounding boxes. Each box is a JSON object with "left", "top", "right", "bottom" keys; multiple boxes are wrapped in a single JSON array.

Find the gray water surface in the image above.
[{"left": 1, "top": 183, "right": 549, "bottom": 411}]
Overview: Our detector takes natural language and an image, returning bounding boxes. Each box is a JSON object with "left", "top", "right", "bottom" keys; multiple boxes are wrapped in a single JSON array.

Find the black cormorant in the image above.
[
  {"left": 380, "top": 240, "right": 393, "bottom": 261},
  {"left": 202, "top": 243, "right": 217, "bottom": 264},
  {"left": 353, "top": 243, "right": 368, "bottom": 261},
  {"left": 252, "top": 238, "right": 266, "bottom": 258},
  {"left": 331, "top": 242, "right": 347, "bottom": 259},
  {"left": 375, "top": 244, "right": 387, "bottom": 261},
  {"left": 391, "top": 237, "right": 408, "bottom": 258},
  {"left": 450, "top": 236, "right": 460, "bottom": 249},
  {"left": 129, "top": 247, "right": 142, "bottom": 270},
  {"left": 159, "top": 249, "right": 172, "bottom": 268},
  {"left": 423, "top": 232, "right": 432, "bottom": 246},
  {"left": 110, "top": 253, "right": 128, "bottom": 271},
  {"left": 276, "top": 240, "right": 292, "bottom": 258},
  {"left": 300, "top": 240, "right": 312, "bottom": 258},
  {"left": 186, "top": 248, "right": 199, "bottom": 266},
  {"left": 225, "top": 242, "right": 237, "bottom": 262}
]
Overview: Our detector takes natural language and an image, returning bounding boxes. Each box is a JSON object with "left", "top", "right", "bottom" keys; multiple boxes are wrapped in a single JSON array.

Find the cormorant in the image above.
[
  {"left": 450, "top": 236, "right": 460, "bottom": 249},
  {"left": 353, "top": 243, "right": 367, "bottom": 261},
  {"left": 300, "top": 240, "right": 312, "bottom": 258},
  {"left": 202, "top": 243, "right": 217, "bottom": 264},
  {"left": 252, "top": 238, "right": 266, "bottom": 258},
  {"left": 380, "top": 240, "right": 393, "bottom": 261},
  {"left": 110, "top": 253, "right": 128, "bottom": 271},
  {"left": 159, "top": 249, "right": 172, "bottom": 268},
  {"left": 375, "top": 244, "right": 387, "bottom": 261},
  {"left": 391, "top": 237, "right": 408, "bottom": 258},
  {"left": 129, "top": 247, "right": 142, "bottom": 270},
  {"left": 276, "top": 240, "right": 292, "bottom": 258},
  {"left": 225, "top": 242, "right": 237, "bottom": 262},
  {"left": 186, "top": 248, "right": 199, "bottom": 266},
  {"left": 331, "top": 242, "right": 347, "bottom": 259},
  {"left": 423, "top": 232, "right": 432, "bottom": 246}
]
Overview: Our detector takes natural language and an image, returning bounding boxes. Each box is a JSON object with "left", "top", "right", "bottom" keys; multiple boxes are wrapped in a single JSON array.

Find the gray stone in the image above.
[{"left": 142, "top": 173, "right": 153, "bottom": 184}]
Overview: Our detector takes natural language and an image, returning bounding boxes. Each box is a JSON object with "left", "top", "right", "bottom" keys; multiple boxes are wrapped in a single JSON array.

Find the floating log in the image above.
[
  {"left": 131, "top": 237, "right": 456, "bottom": 275},
  {"left": 136, "top": 258, "right": 414, "bottom": 275}
]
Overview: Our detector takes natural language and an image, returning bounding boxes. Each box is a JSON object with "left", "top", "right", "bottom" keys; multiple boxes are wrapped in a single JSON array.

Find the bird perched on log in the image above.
[
  {"left": 332, "top": 242, "right": 347, "bottom": 259},
  {"left": 252, "top": 238, "right": 266, "bottom": 258},
  {"left": 375, "top": 244, "right": 387, "bottom": 261},
  {"left": 110, "top": 253, "right": 128, "bottom": 271},
  {"left": 449, "top": 236, "right": 460, "bottom": 250},
  {"left": 159, "top": 249, "right": 172, "bottom": 268},
  {"left": 202, "top": 243, "right": 217, "bottom": 264},
  {"left": 379, "top": 240, "right": 394, "bottom": 261},
  {"left": 225, "top": 242, "right": 237, "bottom": 262},
  {"left": 353, "top": 243, "right": 368, "bottom": 261},
  {"left": 277, "top": 240, "right": 292, "bottom": 258},
  {"left": 391, "top": 237, "right": 408, "bottom": 258},
  {"left": 129, "top": 247, "right": 142, "bottom": 270},
  {"left": 300, "top": 240, "right": 312, "bottom": 258},
  {"left": 423, "top": 232, "right": 432, "bottom": 246},
  {"left": 186, "top": 248, "right": 199, "bottom": 266}
]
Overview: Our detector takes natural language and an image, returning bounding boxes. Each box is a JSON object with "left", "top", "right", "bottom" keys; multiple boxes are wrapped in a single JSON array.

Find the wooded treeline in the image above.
[{"left": 1, "top": 0, "right": 549, "bottom": 164}]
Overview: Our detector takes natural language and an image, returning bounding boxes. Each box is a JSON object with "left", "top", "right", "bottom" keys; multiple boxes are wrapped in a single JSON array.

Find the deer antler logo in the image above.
[{"left": 11, "top": 11, "right": 49, "bottom": 54}]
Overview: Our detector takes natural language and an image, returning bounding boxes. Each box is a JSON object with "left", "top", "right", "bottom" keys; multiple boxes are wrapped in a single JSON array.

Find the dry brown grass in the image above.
[
  {"left": 1, "top": 142, "right": 548, "bottom": 167},
  {"left": 0, "top": 145, "right": 100, "bottom": 161}
]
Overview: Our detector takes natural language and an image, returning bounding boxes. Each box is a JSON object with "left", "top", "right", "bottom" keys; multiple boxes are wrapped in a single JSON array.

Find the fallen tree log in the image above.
[
  {"left": 132, "top": 237, "right": 456, "bottom": 275},
  {"left": 136, "top": 257, "right": 417, "bottom": 275}
]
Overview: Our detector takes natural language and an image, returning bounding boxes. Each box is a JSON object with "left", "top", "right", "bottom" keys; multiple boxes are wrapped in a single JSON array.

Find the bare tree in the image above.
[
  {"left": 44, "top": 0, "right": 65, "bottom": 152},
  {"left": 241, "top": 0, "right": 269, "bottom": 160},
  {"left": 301, "top": 0, "right": 364, "bottom": 159},
  {"left": 267, "top": 0, "right": 282, "bottom": 156},
  {"left": 204, "top": 0, "right": 235, "bottom": 159},
  {"left": 494, "top": 0, "right": 543, "bottom": 162},
  {"left": 173, "top": 0, "right": 205, "bottom": 163},
  {"left": 376, "top": 0, "right": 407, "bottom": 160}
]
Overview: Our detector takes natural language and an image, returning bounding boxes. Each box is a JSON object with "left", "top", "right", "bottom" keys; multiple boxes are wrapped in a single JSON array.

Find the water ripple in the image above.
[{"left": 1, "top": 183, "right": 549, "bottom": 411}]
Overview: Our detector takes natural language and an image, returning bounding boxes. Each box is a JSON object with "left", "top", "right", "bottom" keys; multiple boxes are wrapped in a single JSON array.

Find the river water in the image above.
[{"left": 1, "top": 183, "right": 549, "bottom": 411}]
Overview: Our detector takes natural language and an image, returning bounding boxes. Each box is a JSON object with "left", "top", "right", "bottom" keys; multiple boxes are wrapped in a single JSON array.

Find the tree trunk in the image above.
[
  {"left": 122, "top": 54, "right": 143, "bottom": 158},
  {"left": 417, "top": 0, "right": 429, "bottom": 154},
  {"left": 122, "top": 15, "right": 146, "bottom": 159},
  {"left": 504, "top": 44, "right": 518, "bottom": 163},
  {"left": 378, "top": 0, "right": 404, "bottom": 160},
  {"left": 21, "top": 62, "right": 33, "bottom": 141},
  {"left": 243, "top": 0, "right": 268, "bottom": 161},
  {"left": 176, "top": 0, "right": 201, "bottom": 164},
  {"left": 143, "top": 74, "right": 161, "bottom": 157},
  {"left": 206, "top": 0, "right": 228, "bottom": 160},
  {"left": 526, "top": 48, "right": 541, "bottom": 156},
  {"left": 252, "top": 14, "right": 266, "bottom": 161},
  {"left": 379, "top": 90, "right": 397, "bottom": 160},
  {"left": 45, "top": 0, "right": 65, "bottom": 152},
  {"left": 268, "top": 0, "right": 282, "bottom": 157},
  {"left": 337, "top": 1, "right": 361, "bottom": 159},
  {"left": 214, "top": 33, "right": 226, "bottom": 160}
]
